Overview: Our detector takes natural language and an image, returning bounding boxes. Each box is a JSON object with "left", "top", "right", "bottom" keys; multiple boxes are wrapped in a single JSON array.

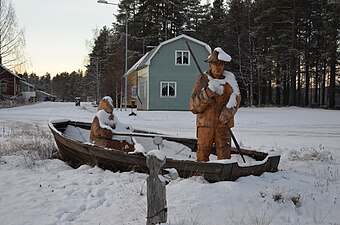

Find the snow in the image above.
[
  {"left": 102, "top": 96, "right": 113, "bottom": 107},
  {"left": 1, "top": 102, "right": 340, "bottom": 225},
  {"left": 64, "top": 125, "right": 90, "bottom": 142},
  {"left": 96, "top": 109, "right": 116, "bottom": 131},
  {"left": 207, "top": 75, "right": 224, "bottom": 95},
  {"left": 94, "top": 98, "right": 134, "bottom": 144},
  {"left": 215, "top": 47, "right": 232, "bottom": 62},
  {"left": 207, "top": 71, "right": 240, "bottom": 108},
  {"left": 147, "top": 150, "right": 166, "bottom": 162},
  {"left": 224, "top": 71, "right": 240, "bottom": 109}
]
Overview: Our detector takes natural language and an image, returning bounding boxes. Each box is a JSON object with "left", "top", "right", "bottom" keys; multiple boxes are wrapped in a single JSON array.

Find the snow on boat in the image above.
[{"left": 48, "top": 119, "right": 280, "bottom": 182}]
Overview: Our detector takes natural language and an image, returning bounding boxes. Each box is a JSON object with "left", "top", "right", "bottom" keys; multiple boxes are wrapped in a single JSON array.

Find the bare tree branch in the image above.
[{"left": 0, "top": 0, "right": 26, "bottom": 70}]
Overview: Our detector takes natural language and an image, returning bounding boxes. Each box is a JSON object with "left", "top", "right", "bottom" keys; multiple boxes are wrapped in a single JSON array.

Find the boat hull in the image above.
[{"left": 49, "top": 120, "right": 280, "bottom": 182}]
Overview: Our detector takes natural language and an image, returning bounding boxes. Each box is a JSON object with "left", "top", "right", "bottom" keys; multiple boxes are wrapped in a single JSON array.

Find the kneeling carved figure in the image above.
[{"left": 90, "top": 96, "right": 135, "bottom": 152}]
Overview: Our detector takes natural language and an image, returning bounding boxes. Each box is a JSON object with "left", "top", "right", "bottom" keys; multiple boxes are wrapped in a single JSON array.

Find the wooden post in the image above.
[{"left": 146, "top": 151, "right": 167, "bottom": 225}]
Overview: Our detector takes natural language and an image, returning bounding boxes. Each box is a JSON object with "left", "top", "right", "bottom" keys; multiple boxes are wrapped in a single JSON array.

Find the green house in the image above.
[{"left": 126, "top": 34, "right": 211, "bottom": 111}]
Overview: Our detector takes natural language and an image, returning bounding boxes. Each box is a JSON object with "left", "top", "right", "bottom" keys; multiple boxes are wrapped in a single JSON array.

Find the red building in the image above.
[
  {"left": 0, "top": 64, "right": 22, "bottom": 97},
  {"left": 0, "top": 65, "right": 36, "bottom": 104}
]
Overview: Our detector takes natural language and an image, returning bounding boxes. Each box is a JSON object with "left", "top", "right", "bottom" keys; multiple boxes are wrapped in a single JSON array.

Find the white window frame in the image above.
[
  {"left": 175, "top": 50, "right": 190, "bottom": 66},
  {"left": 160, "top": 81, "right": 177, "bottom": 98}
]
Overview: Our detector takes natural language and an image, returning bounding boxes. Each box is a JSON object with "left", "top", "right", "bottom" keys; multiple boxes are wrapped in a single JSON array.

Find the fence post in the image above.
[{"left": 146, "top": 151, "right": 167, "bottom": 225}]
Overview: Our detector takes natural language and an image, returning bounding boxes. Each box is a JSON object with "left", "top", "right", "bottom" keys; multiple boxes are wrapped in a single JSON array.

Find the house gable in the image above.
[
  {"left": 144, "top": 34, "right": 211, "bottom": 66},
  {"left": 147, "top": 35, "right": 211, "bottom": 110},
  {"left": 124, "top": 34, "right": 211, "bottom": 111}
]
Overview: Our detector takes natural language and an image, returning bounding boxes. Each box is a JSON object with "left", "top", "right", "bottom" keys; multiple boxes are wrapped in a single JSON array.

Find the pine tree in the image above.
[
  {"left": 198, "top": 0, "right": 227, "bottom": 47},
  {"left": 86, "top": 26, "right": 116, "bottom": 102},
  {"left": 226, "top": 0, "right": 257, "bottom": 106},
  {"left": 83, "top": 0, "right": 338, "bottom": 108},
  {"left": 325, "top": 0, "right": 339, "bottom": 109}
]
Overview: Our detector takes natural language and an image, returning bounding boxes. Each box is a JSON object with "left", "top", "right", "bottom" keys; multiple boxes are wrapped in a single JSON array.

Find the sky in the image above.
[
  {"left": 0, "top": 103, "right": 339, "bottom": 224},
  {"left": 13, "top": 0, "right": 211, "bottom": 77},
  {"left": 13, "top": 0, "right": 119, "bottom": 76}
]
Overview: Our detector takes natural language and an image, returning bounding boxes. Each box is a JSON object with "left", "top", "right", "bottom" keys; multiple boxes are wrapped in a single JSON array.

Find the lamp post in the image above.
[{"left": 97, "top": 0, "right": 128, "bottom": 110}]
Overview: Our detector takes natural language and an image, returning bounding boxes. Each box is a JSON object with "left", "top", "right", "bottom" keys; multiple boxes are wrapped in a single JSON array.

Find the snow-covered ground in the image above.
[{"left": 0, "top": 102, "right": 339, "bottom": 225}]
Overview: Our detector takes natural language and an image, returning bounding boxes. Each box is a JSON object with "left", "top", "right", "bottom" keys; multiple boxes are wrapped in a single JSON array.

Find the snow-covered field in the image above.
[{"left": 0, "top": 102, "right": 339, "bottom": 225}]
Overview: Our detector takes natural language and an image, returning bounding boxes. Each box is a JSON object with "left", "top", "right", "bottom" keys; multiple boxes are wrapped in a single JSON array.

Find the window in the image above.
[
  {"left": 131, "top": 86, "right": 137, "bottom": 98},
  {"left": 0, "top": 82, "right": 7, "bottom": 94},
  {"left": 175, "top": 50, "right": 190, "bottom": 65},
  {"left": 160, "top": 82, "right": 176, "bottom": 98}
]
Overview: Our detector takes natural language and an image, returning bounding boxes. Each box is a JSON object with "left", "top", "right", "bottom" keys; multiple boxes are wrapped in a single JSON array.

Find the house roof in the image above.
[
  {"left": 123, "top": 51, "right": 152, "bottom": 77},
  {"left": 21, "top": 80, "right": 35, "bottom": 88},
  {"left": 142, "top": 34, "right": 211, "bottom": 66},
  {"left": 124, "top": 34, "right": 211, "bottom": 77},
  {"left": 36, "top": 90, "right": 56, "bottom": 97},
  {"left": 0, "top": 64, "right": 23, "bottom": 80},
  {"left": 137, "top": 47, "right": 158, "bottom": 70}
]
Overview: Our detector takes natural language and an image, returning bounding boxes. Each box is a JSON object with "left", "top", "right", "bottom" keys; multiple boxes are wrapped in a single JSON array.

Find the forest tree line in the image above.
[{"left": 23, "top": 0, "right": 339, "bottom": 108}]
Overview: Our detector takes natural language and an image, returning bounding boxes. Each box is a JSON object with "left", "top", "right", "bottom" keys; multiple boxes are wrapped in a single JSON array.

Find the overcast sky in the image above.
[
  {"left": 13, "top": 0, "right": 211, "bottom": 76},
  {"left": 13, "top": 0, "right": 118, "bottom": 76}
]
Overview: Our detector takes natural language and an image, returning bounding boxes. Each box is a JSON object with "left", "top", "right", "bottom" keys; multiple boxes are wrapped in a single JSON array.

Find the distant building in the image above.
[
  {"left": 0, "top": 64, "right": 22, "bottom": 97},
  {"left": 124, "top": 34, "right": 211, "bottom": 111},
  {"left": 21, "top": 80, "right": 36, "bottom": 102},
  {"left": 0, "top": 64, "right": 35, "bottom": 103},
  {"left": 36, "top": 90, "right": 56, "bottom": 102}
]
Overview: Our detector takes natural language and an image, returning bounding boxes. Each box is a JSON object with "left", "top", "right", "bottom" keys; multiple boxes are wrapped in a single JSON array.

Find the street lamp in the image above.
[{"left": 97, "top": 0, "right": 128, "bottom": 110}]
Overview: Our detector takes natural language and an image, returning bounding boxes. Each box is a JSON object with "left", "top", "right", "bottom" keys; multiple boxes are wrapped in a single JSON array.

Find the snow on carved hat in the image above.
[
  {"left": 98, "top": 96, "right": 114, "bottom": 114},
  {"left": 205, "top": 47, "right": 231, "bottom": 63}
]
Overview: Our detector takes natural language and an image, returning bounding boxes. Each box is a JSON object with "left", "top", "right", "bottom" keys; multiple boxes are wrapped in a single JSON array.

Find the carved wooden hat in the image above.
[{"left": 205, "top": 47, "right": 232, "bottom": 63}]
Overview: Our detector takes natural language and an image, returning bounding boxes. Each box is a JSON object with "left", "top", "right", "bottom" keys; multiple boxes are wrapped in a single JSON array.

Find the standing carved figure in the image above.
[
  {"left": 90, "top": 96, "right": 134, "bottom": 151},
  {"left": 190, "top": 47, "right": 241, "bottom": 162}
]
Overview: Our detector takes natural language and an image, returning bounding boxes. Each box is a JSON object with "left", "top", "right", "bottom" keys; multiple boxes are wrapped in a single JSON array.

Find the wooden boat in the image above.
[{"left": 48, "top": 119, "right": 280, "bottom": 182}]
